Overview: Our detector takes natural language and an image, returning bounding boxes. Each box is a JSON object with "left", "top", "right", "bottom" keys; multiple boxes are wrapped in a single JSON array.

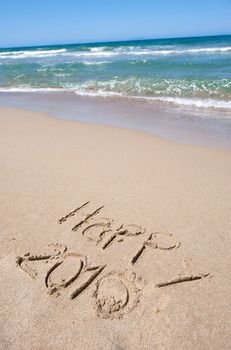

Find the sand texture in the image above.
[{"left": 0, "top": 108, "right": 231, "bottom": 349}]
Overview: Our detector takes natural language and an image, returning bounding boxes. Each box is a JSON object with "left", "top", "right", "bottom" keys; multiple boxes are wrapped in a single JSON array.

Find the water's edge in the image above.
[{"left": 1, "top": 91, "right": 231, "bottom": 150}]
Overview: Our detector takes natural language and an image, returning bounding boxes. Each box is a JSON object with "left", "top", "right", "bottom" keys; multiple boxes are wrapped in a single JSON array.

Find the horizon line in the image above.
[{"left": 1, "top": 33, "right": 231, "bottom": 50}]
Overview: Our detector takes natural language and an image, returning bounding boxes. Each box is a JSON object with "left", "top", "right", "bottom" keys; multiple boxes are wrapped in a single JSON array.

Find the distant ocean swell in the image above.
[{"left": 0, "top": 35, "right": 231, "bottom": 111}]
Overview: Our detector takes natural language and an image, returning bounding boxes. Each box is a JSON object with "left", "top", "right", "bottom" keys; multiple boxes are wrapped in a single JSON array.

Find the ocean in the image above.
[
  {"left": 0, "top": 35, "right": 231, "bottom": 148},
  {"left": 1, "top": 35, "right": 231, "bottom": 108}
]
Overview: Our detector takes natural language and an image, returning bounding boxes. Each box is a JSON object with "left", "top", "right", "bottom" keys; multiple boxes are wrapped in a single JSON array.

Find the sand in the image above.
[{"left": 0, "top": 107, "right": 231, "bottom": 350}]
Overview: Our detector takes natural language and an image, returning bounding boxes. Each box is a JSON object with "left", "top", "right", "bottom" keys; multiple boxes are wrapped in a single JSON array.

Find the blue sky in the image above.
[{"left": 1, "top": 0, "right": 231, "bottom": 48}]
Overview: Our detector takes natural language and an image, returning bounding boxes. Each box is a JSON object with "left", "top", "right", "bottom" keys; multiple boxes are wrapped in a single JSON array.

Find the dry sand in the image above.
[{"left": 0, "top": 107, "right": 231, "bottom": 349}]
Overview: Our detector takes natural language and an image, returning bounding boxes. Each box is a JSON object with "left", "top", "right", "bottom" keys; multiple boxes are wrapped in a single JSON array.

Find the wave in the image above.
[
  {"left": 72, "top": 90, "right": 231, "bottom": 110},
  {"left": 140, "top": 96, "right": 231, "bottom": 110},
  {"left": 1, "top": 46, "right": 231, "bottom": 60},
  {"left": 0, "top": 87, "right": 63, "bottom": 92},
  {"left": 65, "top": 51, "right": 116, "bottom": 58},
  {"left": 127, "top": 47, "right": 231, "bottom": 56},
  {"left": 89, "top": 47, "right": 107, "bottom": 52},
  {"left": 59, "top": 77, "right": 231, "bottom": 100},
  {"left": 82, "top": 60, "right": 109, "bottom": 65},
  {"left": 0, "top": 49, "right": 67, "bottom": 59},
  {"left": 183, "top": 46, "right": 231, "bottom": 53},
  {"left": 1, "top": 86, "right": 231, "bottom": 111},
  {"left": 0, "top": 76, "right": 230, "bottom": 100},
  {"left": 0, "top": 86, "right": 123, "bottom": 98},
  {"left": 58, "top": 46, "right": 231, "bottom": 58}
]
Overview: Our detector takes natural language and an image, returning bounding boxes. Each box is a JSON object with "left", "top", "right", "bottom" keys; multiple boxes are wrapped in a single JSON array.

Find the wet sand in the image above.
[
  {"left": 0, "top": 107, "right": 231, "bottom": 349},
  {"left": 1, "top": 91, "right": 231, "bottom": 149}
]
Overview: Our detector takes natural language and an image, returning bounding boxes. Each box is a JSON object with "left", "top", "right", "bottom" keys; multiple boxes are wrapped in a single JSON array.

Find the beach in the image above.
[{"left": 0, "top": 107, "right": 231, "bottom": 349}]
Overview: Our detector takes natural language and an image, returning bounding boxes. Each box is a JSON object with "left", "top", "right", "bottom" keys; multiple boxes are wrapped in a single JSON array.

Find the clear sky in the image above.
[{"left": 1, "top": 0, "right": 231, "bottom": 48}]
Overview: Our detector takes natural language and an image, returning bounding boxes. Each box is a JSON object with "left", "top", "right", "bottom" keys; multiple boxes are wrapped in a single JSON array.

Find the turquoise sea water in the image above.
[{"left": 0, "top": 35, "right": 231, "bottom": 111}]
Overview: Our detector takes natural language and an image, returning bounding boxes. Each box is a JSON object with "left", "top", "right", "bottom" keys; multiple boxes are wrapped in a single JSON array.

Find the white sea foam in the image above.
[
  {"left": 0, "top": 49, "right": 67, "bottom": 59},
  {"left": 0, "top": 87, "right": 63, "bottom": 92},
  {"left": 79, "top": 46, "right": 230, "bottom": 55},
  {"left": 184, "top": 46, "right": 231, "bottom": 53},
  {"left": 74, "top": 89, "right": 123, "bottom": 97},
  {"left": 1, "top": 46, "right": 231, "bottom": 60},
  {"left": 53, "top": 73, "right": 71, "bottom": 77},
  {"left": 0, "top": 87, "right": 231, "bottom": 111},
  {"left": 136, "top": 96, "right": 231, "bottom": 110},
  {"left": 72, "top": 91, "right": 231, "bottom": 110},
  {"left": 71, "top": 89, "right": 231, "bottom": 110},
  {"left": 90, "top": 47, "right": 107, "bottom": 52},
  {"left": 61, "top": 46, "right": 231, "bottom": 58},
  {"left": 113, "top": 47, "right": 231, "bottom": 56},
  {"left": 82, "top": 61, "right": 109, "bottom": 65},
  {"left": 65, "top": 51, "right": 116, "bottom": 58}
]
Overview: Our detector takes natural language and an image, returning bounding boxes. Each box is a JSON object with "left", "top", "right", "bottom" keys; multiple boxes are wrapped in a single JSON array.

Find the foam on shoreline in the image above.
[{"left": 0, "top": 87, "right": 231, "bottom": 112}]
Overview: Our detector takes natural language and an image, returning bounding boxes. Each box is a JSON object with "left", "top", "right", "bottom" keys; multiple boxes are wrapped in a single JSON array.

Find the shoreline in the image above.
[
  {"left": 1, "top": 88, "right": 231, "bottom": 111},
  {"left": 1, "top": 91, "right": 231, "bottom": 150},
  {"left": 2, "top": 105, "right": 231, "bottom": 152},
  {"left": 0, "top": 107, "right": 231, "bottom": 349}
]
